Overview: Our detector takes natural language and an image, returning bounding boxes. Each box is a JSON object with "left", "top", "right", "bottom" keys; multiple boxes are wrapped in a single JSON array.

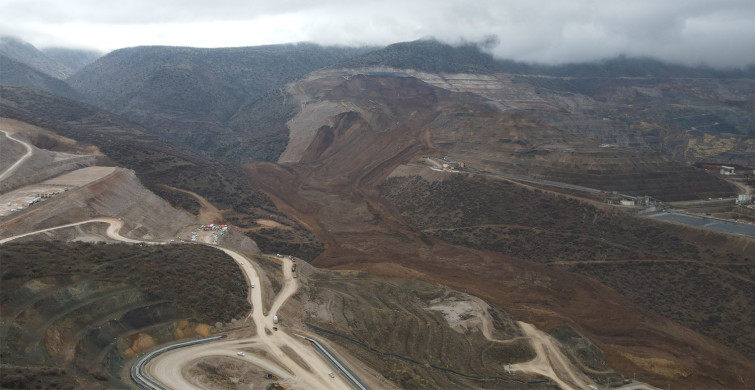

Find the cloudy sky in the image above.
[{"left": 1, "top": 0, "right": 754, "bottom": 67}]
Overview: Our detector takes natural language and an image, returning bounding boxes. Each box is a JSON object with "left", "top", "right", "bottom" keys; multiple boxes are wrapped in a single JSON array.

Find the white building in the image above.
[{"left": 720, "top": 166, "right": 735, "bottom": 175}]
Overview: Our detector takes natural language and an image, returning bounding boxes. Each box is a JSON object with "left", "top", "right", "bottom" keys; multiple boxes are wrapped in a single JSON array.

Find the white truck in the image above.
[{"left": 273, "top": 315, "right": 279, "bottom": 324}]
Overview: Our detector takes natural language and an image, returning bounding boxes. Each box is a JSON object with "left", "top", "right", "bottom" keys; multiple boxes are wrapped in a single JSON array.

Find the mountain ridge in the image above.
[
  {"left": 0, "top": 36, "right": 75, "bottom": 79},
  {"left": 65, "top": 43, "right": 372, "bottom": 161},
  {"left": 337, "top": 38, "right": 755, "bottom": 77},
  {"left": 0, "top": 53, "right": 83, "bottom": 99}
]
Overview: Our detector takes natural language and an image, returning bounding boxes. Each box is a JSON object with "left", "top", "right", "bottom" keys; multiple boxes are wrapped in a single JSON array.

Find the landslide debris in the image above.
[
  {"left": 379, "top": 174, "right": 744, "bottom": 263},
  {"left": 337, "top": 39, "right": 754, "bottom": 169},
  {"left": 565, "top": 260, "right": 755, "bottom": 359},
  {"left": 245, "top": 72, "right": 755, "bottom": 388},
  {"left": 66, "top": 44, "right": 371, "bottom": 162},
  {"left": 381, "top": 173, "right": 755, "bottom": 358},
  {"left": 0, "top": 86, "right": 322, "bottom": 259},
  {"left": 0, "top": 241, "right": 250, "bottom": 388}
]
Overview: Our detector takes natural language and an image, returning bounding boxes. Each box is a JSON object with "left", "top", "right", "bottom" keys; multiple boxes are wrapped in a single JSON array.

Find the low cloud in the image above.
[{"left": 1, "top": 0, "right": 753, "bottom": 67}]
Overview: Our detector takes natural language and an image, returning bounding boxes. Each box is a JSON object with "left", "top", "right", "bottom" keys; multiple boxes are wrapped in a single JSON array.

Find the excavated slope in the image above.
[
  {"left": 0, "top": 131, "right": 95, "bottom": 193},
  {"left": 280, "top": 69, "right": 735, "bottom": 201},
  {"left": 0, "top": 168, "right": 194, "bottom": 240},
  {"left": 246, "top": 72, "right": 755, "bottom": 389}
]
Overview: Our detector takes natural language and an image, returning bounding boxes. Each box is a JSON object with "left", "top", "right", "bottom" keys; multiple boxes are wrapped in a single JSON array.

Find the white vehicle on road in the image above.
[
  {"left": 237, "top": 351, "right": 245, "bottom": 357},
  {"left": 250, "top": 283, "right": 255, "bottom": 288}
]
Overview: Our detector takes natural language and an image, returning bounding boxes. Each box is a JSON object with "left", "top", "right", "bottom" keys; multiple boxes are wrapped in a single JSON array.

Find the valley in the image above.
[
  {"left": 0, "top": 121, "right": 598, "bottom": 389},
  {"left": 1, "top": 37, "right": 754, "bottom": 389},
  {"left": 241, "top": 71, "right": 754, "bottom": 389}
]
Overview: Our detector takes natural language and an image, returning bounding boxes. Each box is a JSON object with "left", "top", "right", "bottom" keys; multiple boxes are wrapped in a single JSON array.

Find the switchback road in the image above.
[{"left": 0, "top": 218, "right": 354, "bottom": 389}]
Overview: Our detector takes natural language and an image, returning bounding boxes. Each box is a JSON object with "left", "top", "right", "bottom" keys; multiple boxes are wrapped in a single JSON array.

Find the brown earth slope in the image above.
[
  {"left": 0, "top": 87, "right": 322, "bottom": 259},
  {"left": 245, "top": 74, "right": 755, "bottom": 389},
  {"left": 0, "top": 167, "right": 193, "bottom": 241}
]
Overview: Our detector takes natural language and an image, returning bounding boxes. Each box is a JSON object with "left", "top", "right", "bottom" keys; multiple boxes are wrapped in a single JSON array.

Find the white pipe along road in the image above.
[{"left": 0, "top": 218, "right": 353, "bottom": 389}]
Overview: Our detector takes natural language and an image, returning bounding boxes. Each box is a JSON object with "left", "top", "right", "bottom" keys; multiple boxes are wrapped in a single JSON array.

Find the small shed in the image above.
[{"left": 720, "top": 166, "right": 735, "bottom": 175}]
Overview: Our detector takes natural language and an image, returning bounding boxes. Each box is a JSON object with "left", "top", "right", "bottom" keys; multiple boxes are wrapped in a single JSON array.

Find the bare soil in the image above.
[
  {"left": 244, "top": 74, "right": 755, "bottom": 389},
  {"left": 0, "top": 168, "right": 195, "bottom": 241},
  {"left": 41, "top": 166, "right": 115, "bottom": 186}
]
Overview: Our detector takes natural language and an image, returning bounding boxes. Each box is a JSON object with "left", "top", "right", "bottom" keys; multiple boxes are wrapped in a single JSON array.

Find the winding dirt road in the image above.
[
  {"left": 474, "top": 297, "right": 593, "bottom": 390},
  {"left": 0, "top": 218, "right": 351, "bottom": 389},
  {"left": 3, "top": 218, "right": 603, "bottom": 389},
  {"left": 0, "top": 129, "right": 34, "bottom": 182},
  {"left": 0, "top": 218, "right": 138, "bottom": 244},
  {"left": 149, "top": 249, "right": 353, "bottom": 390},
  {"left": 511, "top": 322, "right": 592, "bottom": 390}
]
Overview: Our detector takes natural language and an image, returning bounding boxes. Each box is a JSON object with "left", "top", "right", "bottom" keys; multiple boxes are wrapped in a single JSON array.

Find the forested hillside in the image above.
[{"left": 67, "top": 44, "right": 371, "bottom": 162}]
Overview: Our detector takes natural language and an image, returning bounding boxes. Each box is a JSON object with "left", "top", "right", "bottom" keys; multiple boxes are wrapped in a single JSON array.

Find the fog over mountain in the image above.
[
  {"left": 1, "top": 4, "right": 755, "bottom": 388},
  {"left": 1, "top": 0, "right": 753, "bottom": 68}
]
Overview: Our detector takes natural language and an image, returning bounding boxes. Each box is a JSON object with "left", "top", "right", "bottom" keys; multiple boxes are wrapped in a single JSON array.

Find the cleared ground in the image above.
[
  {"left": 0, "top": 167, "right": 115, "bottom": 217},
  {"left": 0, "top": 185, "right": 66, "bottom": 216},
  {"left": 0, "top": 120, "right": 99, "bottom": 193},
  {"left": 41, "top": 166, "right": 116, "bottom": 186},
  {"left": 0, "top": 130, "right": 33, "bottom": 182},
  {"left": 244, "top": 72, "right": 755, "bottom": 389}
]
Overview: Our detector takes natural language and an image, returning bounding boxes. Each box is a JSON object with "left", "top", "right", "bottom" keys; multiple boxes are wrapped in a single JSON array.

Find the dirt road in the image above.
[
  {"left": 2, "top": 218, "right": 609, "bottom": 390},
  {"left": 147, "top": 340, "right": 295, "bottom": 388},
  {"left": 0, "top": 129, "right": 33, "bottom": 182},
  {"left": 148, "top": 251, "right": 351, "bottom": 390},
  {"left": 156, "top": 184, "right": 223, "bottom": 224},
  {"left": 471, "top": 297, "right": 595, "bottom": 389},
  {"left": 0, "top": 217, "right": 137, "bottom": 244},
  {"left": 0, "top": 218, "right": 351, "bottom": 389},
  {"left": 510, "top": 322, "right": 593, "bottom": 390}
]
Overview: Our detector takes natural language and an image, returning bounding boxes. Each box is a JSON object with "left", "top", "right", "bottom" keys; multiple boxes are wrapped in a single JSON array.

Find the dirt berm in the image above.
[{"left": 0, "top": 168, "right": 194, "bottom": 240}]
